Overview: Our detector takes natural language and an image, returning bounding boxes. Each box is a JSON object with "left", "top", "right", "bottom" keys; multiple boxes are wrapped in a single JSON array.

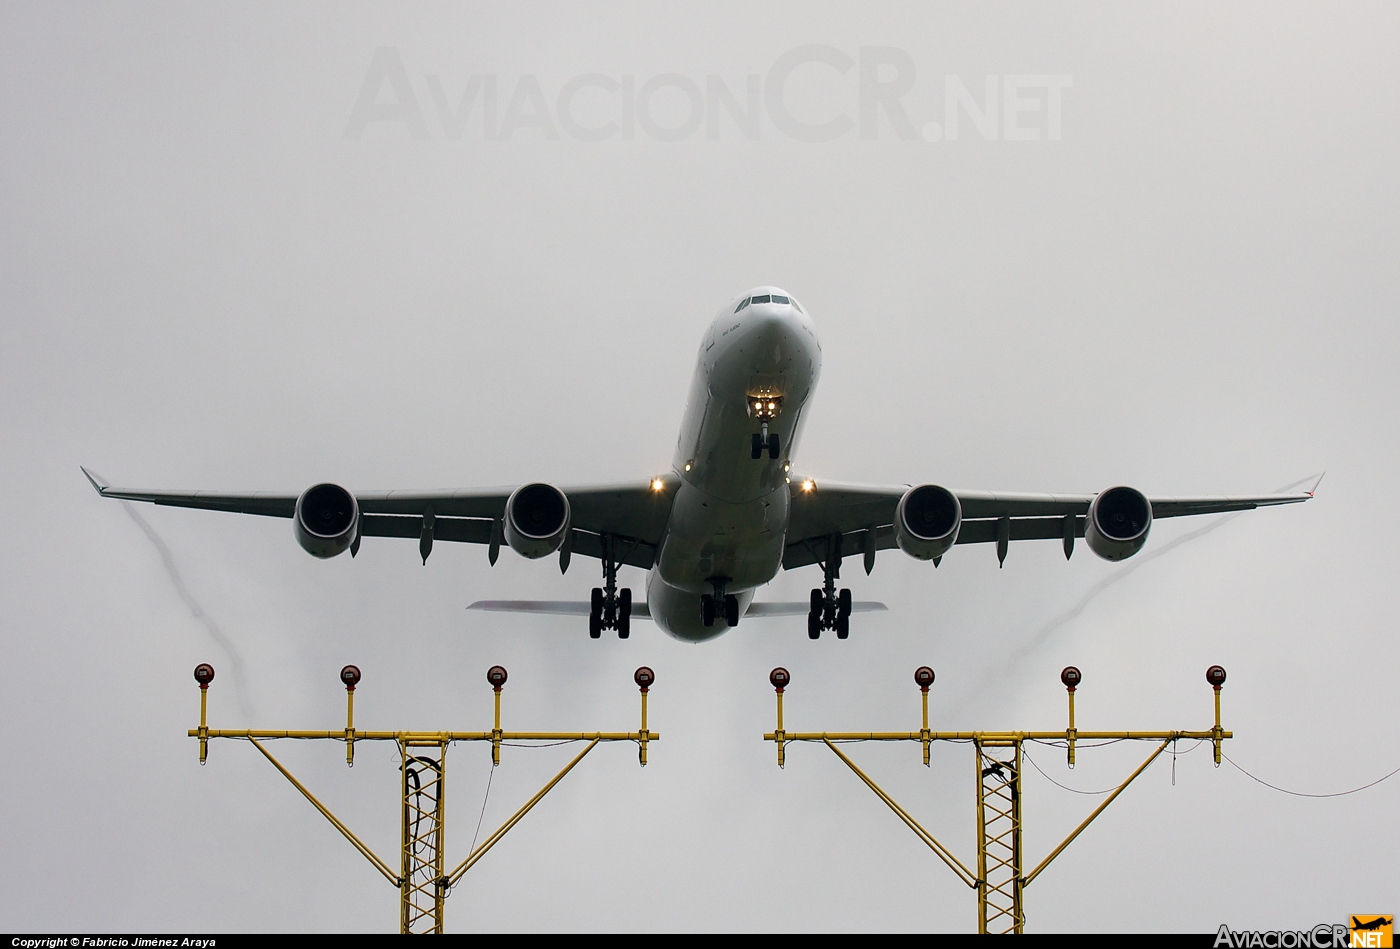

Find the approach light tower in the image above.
[
  {"left": 765, "top": 663, "right": 1231, "bottom": 934},
  {"left": 192, "top": 663, "right": 658, "bottom": 934}
]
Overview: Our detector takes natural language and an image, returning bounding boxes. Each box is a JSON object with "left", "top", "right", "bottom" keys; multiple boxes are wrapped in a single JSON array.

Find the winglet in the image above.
[
  {"left": 1308, "top": 471, "right": 1326, "bottom": 497},
  {"left": 80, "top": 467, "right": 108, "bottom": 495}
]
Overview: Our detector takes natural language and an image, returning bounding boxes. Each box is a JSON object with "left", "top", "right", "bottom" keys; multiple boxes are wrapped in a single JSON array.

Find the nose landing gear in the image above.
[
  {"left": 750, "top": 425, "right": 781, "bottom": 460},
  {"left": 807, "top": 534, "right": 853, "bottom": 639},
  {"left": 588, "top": 534, "right": 633, "bottom": 639},
  {"left": 749, "top": 395, "right": 783, "bottom": 460}
]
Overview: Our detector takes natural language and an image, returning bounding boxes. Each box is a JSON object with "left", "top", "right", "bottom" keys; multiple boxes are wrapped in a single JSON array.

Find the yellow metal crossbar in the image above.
[
  {"left": 190, "top": 663, "right": 658, "bottom": 934},
  {"left": 191, "top": 729, "right": 652, "bottom": 741}
]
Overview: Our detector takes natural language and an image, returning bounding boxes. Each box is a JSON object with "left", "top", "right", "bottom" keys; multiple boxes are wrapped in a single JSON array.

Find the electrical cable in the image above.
[
  {"left": 1222, "top": 752, "right": 1400, "bottom": 798},
  {"left": 405, "top": 756, "right": 441, "bottom": 859},
  {"left": 1021, "top": 745, "right": 1141, "bottom": 795},
  {"left": 1028, "top": 737, "right": 1138, "bottom": 749},
  {"left": 466, "top": 762, "right": 496, "bottom": 863}
]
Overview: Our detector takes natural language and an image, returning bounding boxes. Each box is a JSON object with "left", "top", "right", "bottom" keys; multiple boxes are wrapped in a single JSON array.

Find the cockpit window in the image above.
[
  {"left": 750, "top": 294, "right": 771, "bottom": 304},
  {"left": 791, "top": 298, "right": 804, "bottom": 312},
  {"left": 771, "top": 295, "right": 790, "bottom": 304},
  {"left": 735, "top": 297, "right": 749, "bottom": 312}
]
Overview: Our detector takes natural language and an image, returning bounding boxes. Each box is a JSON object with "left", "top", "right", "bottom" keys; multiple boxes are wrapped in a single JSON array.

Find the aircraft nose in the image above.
[
  {"left": 750, "top": 310, "right": 806, "bottom": 351},
  {"left": 746, "top": 309, "right": 805, "bottom": 362}
]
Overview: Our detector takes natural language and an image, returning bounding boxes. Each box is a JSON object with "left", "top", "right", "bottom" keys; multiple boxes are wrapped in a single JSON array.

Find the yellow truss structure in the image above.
[
  {"left": 764, "top": 664, "right": 1231, "bottom": 933},
  {"left": 190, "top": 662, "right": 658, "bottom": 934}
]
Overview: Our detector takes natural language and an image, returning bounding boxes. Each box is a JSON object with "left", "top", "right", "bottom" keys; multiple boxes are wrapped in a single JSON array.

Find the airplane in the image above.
[{"left": 83, "top": 286, "right": 1314, "bottom": 643}]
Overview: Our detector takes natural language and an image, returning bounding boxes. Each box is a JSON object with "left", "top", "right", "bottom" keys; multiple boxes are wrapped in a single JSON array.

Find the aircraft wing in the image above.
[
  {"left": 82, "top": 468, "right": 675, "bottom": 569},
  {"left": 782, "top": 478, "right": 1313, "bottom": 570}
]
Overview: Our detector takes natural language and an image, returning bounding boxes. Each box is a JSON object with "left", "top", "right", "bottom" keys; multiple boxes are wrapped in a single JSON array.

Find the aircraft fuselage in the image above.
[{"left": 647, "top": 287, "right": 821, "bottom": 641}]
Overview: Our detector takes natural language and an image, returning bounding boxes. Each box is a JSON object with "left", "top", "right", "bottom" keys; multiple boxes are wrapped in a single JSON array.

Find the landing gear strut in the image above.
[
  {"left": 700, "top": 577, "right": 740, "bottom": 628},
  {"left": 589, "top": 534, "right": 632, "bottom": 639},
  {"left": 749, "top": 394, "right": 782, "bottom": 460},
  {"left": 808, "top": 534, "right": 852, "bottom": 640}
]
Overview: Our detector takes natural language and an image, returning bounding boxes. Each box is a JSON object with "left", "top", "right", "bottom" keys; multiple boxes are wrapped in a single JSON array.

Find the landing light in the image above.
[
  {"left": 801, "top": 480, "right": 815, "bottom": 493},
  {"left": 749, "top": 394, "right": 782, "bottom": 420},
  {"left": 651, "top": 478, "right": 665, "bottom": 492}
]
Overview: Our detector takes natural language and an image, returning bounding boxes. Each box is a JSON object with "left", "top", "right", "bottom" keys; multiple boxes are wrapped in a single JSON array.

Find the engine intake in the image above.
[
  {"left": 294, "top": 483, "right": 359, "bottom": 558},
  {"left": 1085, "top": 486, "right": 1152, "bottom": 561},
  {"left": 504, "top": 483, "right": 571, "bottom": 559},
  {"left": 895, "top": 484, "right": 962, "bottom": 561}
]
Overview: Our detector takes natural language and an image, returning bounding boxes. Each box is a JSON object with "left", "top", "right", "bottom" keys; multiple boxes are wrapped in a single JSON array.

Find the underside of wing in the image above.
[
  {"left": 354, "top": 481, "right": 672, "bottom": 568},
  {"left": 84, "top": 467, "right": 677, "bottom": 568},
  {"left": 782, "top": 477, "right": 1313, "bottom": 570},
  {"left": 82, "top": 468, "right": 297, "bottom": 517}
]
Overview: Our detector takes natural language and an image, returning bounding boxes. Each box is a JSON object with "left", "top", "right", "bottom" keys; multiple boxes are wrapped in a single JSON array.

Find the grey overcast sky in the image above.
[{"left": 1, "top": 2, "right": 1396, "bottom": 934}]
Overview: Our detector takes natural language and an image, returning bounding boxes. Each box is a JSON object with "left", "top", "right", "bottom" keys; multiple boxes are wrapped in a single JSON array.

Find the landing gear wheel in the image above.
[
  {"left": 835, "top": 613, "right": 850, "bottom": 640},
  {"left": 838, "top": 588, "right": 852, "bottom": 617},
  {"left": 808, "top": 610, "right": 821, "bottom": 639},
  {"left": 617, "top": 588, "right": 631, "bottom": 639},
  {"left": 810, "top": 589, "right": 823, "bottom": 614},
  {"left": 768, "top": 433, "right": 781, "bottom": 459},
  {"left": 588, "top": 587, "right": 603, "bottom": 639},
  {"left": 751, "top": 433, "right": 763, "bottom": 460},
  {"left": 724, "top": 593, "right": 739, "bottom": 627},
  {"left": 701, "top": 594, "right": 716, "bottom": 628}
]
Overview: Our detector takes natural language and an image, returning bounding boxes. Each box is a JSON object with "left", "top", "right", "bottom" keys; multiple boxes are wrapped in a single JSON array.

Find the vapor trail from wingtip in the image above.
[
  {"left": 964, "top": 474, "right": 1323, "bottom": 704},
  {"left": 117, "top": 498, "right": 257, "bottom": 719}
]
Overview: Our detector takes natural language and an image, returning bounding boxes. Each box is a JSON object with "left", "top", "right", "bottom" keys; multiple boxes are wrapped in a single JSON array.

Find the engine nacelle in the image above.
[
  {"left": 1085, "top": 486, "right": 1152, "bottom": 561},
  {"left": 294, "top": 483, "right": 359, "bottom": 559},
  {"left": 895, "top": 484, "right": 962, "bottom": 561},
  {"left": 504, "top": 482, "right": 571, "bottom": 559}
]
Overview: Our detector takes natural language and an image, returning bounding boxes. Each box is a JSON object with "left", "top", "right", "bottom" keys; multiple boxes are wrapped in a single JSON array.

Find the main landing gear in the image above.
[
  {"left": 589, "top": 535, "right": 632, "bottom": 639},
  {"left": 700, "top": 577, "right": 740, "bottom": 628},
  {"left": 808, "top": 534, "right": 852, "bottom": 640}
]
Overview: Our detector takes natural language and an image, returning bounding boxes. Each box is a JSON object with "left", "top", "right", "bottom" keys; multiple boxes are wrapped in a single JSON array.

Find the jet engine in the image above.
[
  {"left": 294, "top": 483, "right": 359, "bottom": 558},
  {"left": 504, "top": 482, "right": 572, "bottom": 559},
  {"left": 1085, "top": 486, "right": 1152, "bottom": 561},
  {"left": 895, "top": 484, "right": 962, "bottom": 560}
]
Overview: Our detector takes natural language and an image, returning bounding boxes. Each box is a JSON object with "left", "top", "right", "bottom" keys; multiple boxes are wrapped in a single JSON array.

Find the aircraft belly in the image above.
[
  {"left": 657, "top": 481, "right": 785, "bottom": 593},
  {"left": 646, "top": 574, "right": 755, "bottom": 642}
]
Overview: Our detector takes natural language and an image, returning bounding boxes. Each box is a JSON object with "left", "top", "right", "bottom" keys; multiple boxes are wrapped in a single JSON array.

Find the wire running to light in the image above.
[{"left": 1222, "top": 752, "right": 1400, "bottom": 799}]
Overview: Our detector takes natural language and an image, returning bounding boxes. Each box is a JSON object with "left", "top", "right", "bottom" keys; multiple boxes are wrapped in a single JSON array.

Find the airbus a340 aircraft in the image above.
[{"left": 85, "top": 287, "right": 1312, "bottom": 642}]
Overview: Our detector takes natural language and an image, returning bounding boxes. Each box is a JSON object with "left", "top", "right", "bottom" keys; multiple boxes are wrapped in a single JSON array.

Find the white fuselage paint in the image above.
[{"left": 646, "top": 287, "right": 822, "bottom": 642}]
